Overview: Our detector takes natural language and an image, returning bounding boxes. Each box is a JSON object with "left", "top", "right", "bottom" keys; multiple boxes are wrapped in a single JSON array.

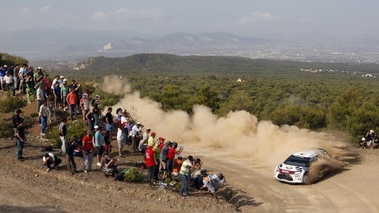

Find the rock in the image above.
[{"left": 35, "top": 174, "right": 39, "bottom": 177}]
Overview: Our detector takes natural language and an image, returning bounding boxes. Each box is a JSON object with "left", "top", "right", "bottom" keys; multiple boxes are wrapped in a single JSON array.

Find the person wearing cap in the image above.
[
  {"left": 12, "top": 109, "right": 23, "bottom": 134},
  {"left": 15, "top": 118, "right": 26, "bottom": 161},
  {"left": 60, "top": 79, "right": 69, "bottom": 111},
  {"left": 202, "top": 173, "right": 226, "bottom": 198},
  {"left": 4, "top": 71, "right": 15, "bottom": 96},
  {"left": 145, "top": 145, "right": 157, "bottom": 185},
  {"left": 179, "top": 155, "right": 194, "bottom": 197},
  {"left": 365, "top": 130, "right": 376, "bottom": 149},
  {"left": 130, "top": 122, "right": 143, "bottom": 151},
  {"left": 147, "top": 132, "right": 156, "bottom": 147}
]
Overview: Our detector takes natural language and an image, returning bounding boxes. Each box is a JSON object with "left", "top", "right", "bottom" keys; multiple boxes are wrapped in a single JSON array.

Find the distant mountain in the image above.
[{"left": 1, "top": 28, "right": 379, "bottom": 63}]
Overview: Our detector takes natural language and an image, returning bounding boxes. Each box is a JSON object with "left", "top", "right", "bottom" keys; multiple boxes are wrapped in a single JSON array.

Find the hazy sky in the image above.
[{"left": 1, "top": 0, "right": 378, "bottom": 39}]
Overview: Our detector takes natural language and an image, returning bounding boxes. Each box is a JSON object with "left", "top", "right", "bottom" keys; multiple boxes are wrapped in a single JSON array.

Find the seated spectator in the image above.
[
  {"left": 43, "top": 153, "right": 62, "bottom": 172},
  {"left": 202, "top": 173, "right": 226, "bottom": 198},
  {"left": 192, "top": 169, "right": 208, "bottom": 190},
  {"left": 101, "top": 154, "right": 118, "bottom": 177},
  {"left": 359, "top": 137, "right": 367, "bottom": 149}
]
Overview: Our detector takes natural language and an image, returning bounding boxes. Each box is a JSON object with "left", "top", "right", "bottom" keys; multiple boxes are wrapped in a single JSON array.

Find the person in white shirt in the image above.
[{"left": 43, "top": 152, "right": 62, "bottom": 172}]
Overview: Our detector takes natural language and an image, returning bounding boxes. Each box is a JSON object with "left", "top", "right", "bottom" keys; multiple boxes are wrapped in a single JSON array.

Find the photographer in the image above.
[{"left": 101, "top": 154, "right": 118, "bottom": 177}]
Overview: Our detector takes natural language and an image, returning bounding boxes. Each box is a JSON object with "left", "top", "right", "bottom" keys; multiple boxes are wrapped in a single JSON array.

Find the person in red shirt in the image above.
[
  {"left": 166, "top": 142, "right": 183, "bottom": 178},
  {"left": 145, "top": 146, "right": 157, "bottom": 184},
  {"left": 82, "top": 130, "right": 93, "bottom": 173},
  {"left": 66, "top": 88, "right": 78, "bottom": 120}
]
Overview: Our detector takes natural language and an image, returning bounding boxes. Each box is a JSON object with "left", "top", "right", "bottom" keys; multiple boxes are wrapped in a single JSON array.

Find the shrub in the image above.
[
  {"left": 0, "top": 96, "right": 25, "bottom": 113},
  {"left": 30, "top": 112, "right": 39, "bottom": 117},
  {"left": 0, "top": 119, "right": 14, "bottom": 137},
  {"left": 47, "top": 120, "right": 88, "bottom": 148},
  {"left": 123, "top": 167, "right": 144, "bottom": 182}
]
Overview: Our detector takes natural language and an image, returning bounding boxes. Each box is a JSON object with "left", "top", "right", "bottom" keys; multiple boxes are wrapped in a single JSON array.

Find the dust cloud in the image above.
[{"left": 103, "top": 76, "right": 357, "bottom": 171}]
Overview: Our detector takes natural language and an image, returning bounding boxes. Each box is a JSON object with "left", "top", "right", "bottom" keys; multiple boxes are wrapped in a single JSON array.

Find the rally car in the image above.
[{"left": 274, "top": 148, "right": 327, "bottom": 184}]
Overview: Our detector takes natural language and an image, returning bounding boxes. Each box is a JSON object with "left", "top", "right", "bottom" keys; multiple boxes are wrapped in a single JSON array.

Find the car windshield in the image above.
[{"left": 284, "top": 155, "right": 312, "bottom": 167}]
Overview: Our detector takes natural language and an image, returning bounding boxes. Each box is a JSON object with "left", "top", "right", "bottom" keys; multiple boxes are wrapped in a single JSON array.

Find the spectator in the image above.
[
  {"left": 101, "top": 154, "right": 118, "bottom": 177},
  {"left": 148, "top": 132, "right": 156, "bottom": 147},
  {"left": 82, "top": 130, "right": 94, "bottom": 173},
  {"left": 12, "top": 109, "right": 23, "bottom": 136},
  {"left": 67, "top": 137, "right": 78, "bottom": 175},
  {"left": 153, "top": 142, "right": 161, "bottom": 181},
  {"left": 15, "top": 118, "right": 26, "bottom": 161},
  {"left": 85, "top": 107, "right": 95, "bottom": 132},
  {"left": 202, "top": 173, "right": 226, "bottom": 198},
  {"left": 39, "top": 101, "right": 48, "bottom": 137},
  {"left": 94, "top": 126, "right": 105, "bottom": 167},
  {"left": 104, "top": 130, "right": 111, "bottom": 156},
  {"left": 59, "top": 117, "right": 68, "bottom": 155},
  {"left": 172, "top": 154, "right": 184, "bottom": 176},
  {"left": 139, "top": 128, "right": 151, "bottom": 153},
  {"left": 43, "top": 152, "right": 62, "bottom": 172},
  {"left": 167, "top": 142, "right": 183, "bottom": 178},
  {"left": 145, "top": 146, "right": 157, "bottom": 184},
  {"left": 116, "top": 123, "right": 124, "bottom": 157},
  {"left": 179, "top": 155, "right": 194, "bottom": 197},
  {"left": 120, "top": 110, "right": 129, "bottom": 145},
  {"left": 105, "top": 107, "right": 114, "bottom": 133},
  {"left": 47, "top": 95, "right": 56, "bottom": 124},
  {"left": 80, "top": 93, "right": 89, "bottom": 121},
  {"left": 4, "top": 71, "right": 15, "bottom": 96},
  {"left": 24, "top": 73, "right": 36, "bottom": 103},
  {"left": 53, "top": 81, "right": 61, "bottom": 109},
  {"left": 91, "top": 95, "right": 101, "bottom": 126},
  {"left": 36, "top": 83, "right": 44, "bottom": 112},
  {"left": 66, "top": 88, "right": 78, "bottom": 120},
  {"left": 70, "top": 79, "right": 81, "bottom": 111},
  {"left": 130, "top": 122, "right": 143, "bottom": 151},
  {"left": 60, "top": 79, "right": 69, "bottom": 110}
]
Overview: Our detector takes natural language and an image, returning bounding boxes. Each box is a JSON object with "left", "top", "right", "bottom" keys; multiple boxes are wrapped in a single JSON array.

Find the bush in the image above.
[
  {"left": 0, "top": 119, "right": 14, "bottom": 137},
  {"left": 47, "top": 120, "right": 88, "bottom": 148},
  {"left": 123, "top": 167, "right": 144, "bottom": 182},
  {"left": 30, "top": 112, "right": 39, "bottom": 117},
  {"left": 0, "top": 96, "right": 25, "bottom": 113}
]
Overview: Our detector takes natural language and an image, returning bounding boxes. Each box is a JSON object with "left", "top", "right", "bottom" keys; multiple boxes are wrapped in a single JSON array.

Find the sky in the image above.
[{"left": 1, "top": 0, "right": 378, "bottom": 39}]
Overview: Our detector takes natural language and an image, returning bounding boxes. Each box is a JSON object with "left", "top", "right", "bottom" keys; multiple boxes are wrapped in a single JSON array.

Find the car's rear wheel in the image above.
[{"left": 303, "top": 172, "right": 309, "bottom": 184}]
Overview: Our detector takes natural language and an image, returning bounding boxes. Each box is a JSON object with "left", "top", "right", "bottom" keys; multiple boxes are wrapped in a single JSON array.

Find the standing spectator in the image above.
[
  {"left": 47, "top": 95, "right": 56, "bottom": 124},
  {"left": 139, "top": 128, "right": 151, "bottom": 153},
  {"left": 70, "top": 79, "right": 81, "bottom": 112},
  {"left": 85, "top": 107, "right": 95, "bottom": 131},
  {"left": 153, "top": 143, "right": 161, "bottom": 181},
  {"left": 91, "top": 95, "right": 101, "bottom": 126},
  {"left": 145, "top": 146, "right": 157, "bottom": 184},
  {"left": 67, "top": 137, "right": 78, "bottom": 175},
  {"left": 104, "top": 130, "right": 111, "bottom": 156},
  {"left": 43, "top": 153, "right": 62, "bottom": 172},
  {"left": 13, "top": 65, "right": 20, "bottom": 91},
  {"left": 148, "top": 132, "right": 156, "bottom": 147},
  {"left": 179, "top": 155, "right": 194, "bottom": 197},
  {"left": 60, "top": 79, "right": 69, "bottom": 110},
  {"left": 39, "top": 101, "right": 48, "bottom": 137},
  {"left": 36, "top": 84, "right": 44, "bottom": 112},
  {"left": 130, "top": 122, "right": 143, "bottom": 151},
  {"left": 18, "top": 64, "right": 28, "bottom": 93},
  {"left": 53, "top": 81, "right": 61, "bottom": 109},
  {"left": 160, "top": 141, "right": 170, "bottom": 180},
  {"left": 167, "top": 142, "right": 183, "bottom": 178},
  {"left": 12, "top": 109, "right": 23, "bottom": 136},
  {"left": 0, "top": 65, "right": 6, "bottom": 90},
  {"left": 82, "top": 130, "right": 94, "bottom": 173},
  {"left": 80, "top": 93, "right": 89, "bottom": 121},
  {"left": 50, "top": 75, "right": 60, "bottom": 92},
  {"left": 66, "top": 88, "right": 78, "bottom": 120},
  {"left": 15, "top": 118, "right": 26, "bottom": 161},
  {"left": 94, "top": 126, "right": 104, "bottom": 167},
  {"left": 4, "top": 71, "right": 15, "bottom": 96},
  {"left": 24, "top": 74, "right": 36, "bottom": 103},
  {"left": 59, "top": 117, "right": 68, "bottom": 155},
  {"left": 105, "top": 107, "right": 114, "bottom": 133},
  {"left": 116, "top": 123, "right": 124, "bottom": 157},
  {"left": 120, "top": 110, "right": 129, "bottom": 145}
]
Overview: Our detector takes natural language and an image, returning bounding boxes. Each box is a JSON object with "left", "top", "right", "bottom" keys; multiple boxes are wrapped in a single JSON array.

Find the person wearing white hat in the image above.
[{"left": 130, "top": 122, "right": 143, "bottom": 151}]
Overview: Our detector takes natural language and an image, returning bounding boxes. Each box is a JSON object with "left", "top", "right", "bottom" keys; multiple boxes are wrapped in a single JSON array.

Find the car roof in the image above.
[{"left": 292, "top": 148, "right": 326, "bottom": 158}]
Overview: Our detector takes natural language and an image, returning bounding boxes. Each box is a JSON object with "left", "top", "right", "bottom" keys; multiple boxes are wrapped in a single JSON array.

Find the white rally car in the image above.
[{"left": 274, "top": 148, "right": 327, "bottom": 184}]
